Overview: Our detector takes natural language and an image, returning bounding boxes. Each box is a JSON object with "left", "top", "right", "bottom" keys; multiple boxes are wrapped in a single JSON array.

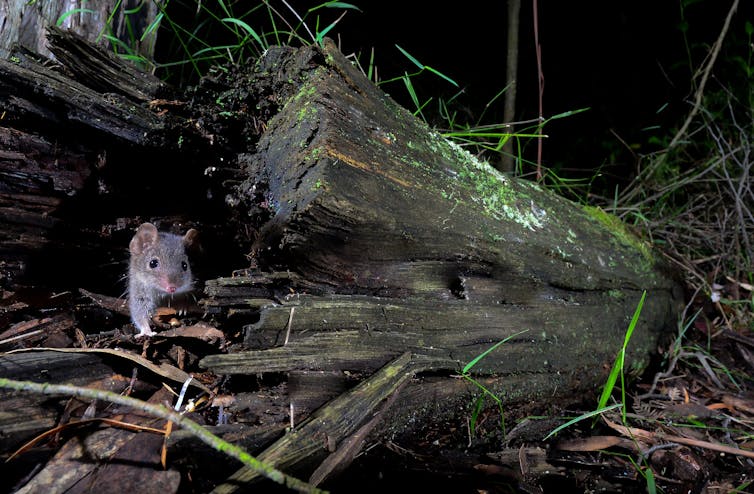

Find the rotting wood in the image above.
[
  {"left": 0, "top": 350, "right": 121, "bottom": 450},
  {"left": 45, "top": 27, "right": 171, "bottom": 102},
  {"left": 13, "top": 387, "right": 182, "bottom": 494},
  {"left": 0, "top": 48, "right": 164, "bottom": 145},
  {"left": 211, "top": 352, "right": 415, "bottom": 494},
  {"left": 202, "top": 290, "right": 676, "bottom": 375}
]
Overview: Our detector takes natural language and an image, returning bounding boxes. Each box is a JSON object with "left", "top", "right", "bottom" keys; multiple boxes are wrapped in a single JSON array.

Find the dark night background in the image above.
[
  {"left": 289, "top": 0, "right": 750, "bottom": 189},
  {"left": 155, "top": 0, "right": 752, "bottom": 193}
]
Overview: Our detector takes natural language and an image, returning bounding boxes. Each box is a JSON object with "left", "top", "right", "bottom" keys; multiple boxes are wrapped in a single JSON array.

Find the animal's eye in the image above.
[
  {"left": 182, "top": 261, "right": 188, "bottom": 271},
  {"left": 149, "top": 259, "right": 159, "bottom": 269}
]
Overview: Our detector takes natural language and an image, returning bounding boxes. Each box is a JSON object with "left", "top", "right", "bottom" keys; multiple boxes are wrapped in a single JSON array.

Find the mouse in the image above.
[{"left": 128, "top": 222, "right": 199, "bottom": 337}]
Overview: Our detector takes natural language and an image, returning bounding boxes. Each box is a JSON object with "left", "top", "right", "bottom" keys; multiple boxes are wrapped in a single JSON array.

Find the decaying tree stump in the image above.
[{"left": 0, "top": 27, "right": 683, "bottom": 490}]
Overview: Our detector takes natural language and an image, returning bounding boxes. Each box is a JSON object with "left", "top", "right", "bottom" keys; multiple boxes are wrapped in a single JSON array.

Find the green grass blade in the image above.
[
  {"left": 462, "top": 330, "right": 529, "bottom": 374},
  {"left": 216, "top": 0, "right": 232, "bottom": 17},
  {"left": 395, "top": 44, "right": 424, "bottom": 69},
  {"left": 222, "top": 17, "right": 263, "bottom": 47},
  {"left": 123, "top": 3, "right": 144, "bottom": 15},
  {"left": 425, "top": 66, "right": 458, "bottom": 87},
  {"left": 622, "top": 290, "right": 646, "bottom": 347},
  {"left": 323, "top": 2, "right": 362, "bottom": 11},
  {"left": 547, "top": 107, "right": 590, "bottom": 120},
  {"left": 102, "top": 34, "right": 134, "bottom": 54},
  {"left": 594, "top": 339, "right": 625, "bottom": 411},
  {"left": 56, "top": 8, "right": 96, "bottom": 26},
  {"left": 469, "top": 394, "right": 485, "bottom": 434},
  {"left": 315, "top": 20, "right": 338, "bottom": 44},
  {"left": 645, "top": 467, "right": 657, "bottom": 494},
  {"left": 543, "top": 403, "right": 623, "bottom": 440},
  {"left": 141, "top": 12, "right": 164, "bottom": 40},
  {"left": 193, "top": 45, "right": 247, "bottom": 58},
  {"left": 395, "top": 47, "right": 458, "bottom": 87},
  {"left": 595, "top": 290, "right": 647, "bottom": 417},
  {"left": 367, "top": 47, "right": 375, "bottom": 81},
  {"left": 401, "top": 73, "right": 420, "bottom": 109}
]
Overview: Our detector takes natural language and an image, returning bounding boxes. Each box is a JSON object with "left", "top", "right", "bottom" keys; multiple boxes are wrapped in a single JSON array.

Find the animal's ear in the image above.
[
  {"left": 129, "top": 222, "right": 159, "bottom": 255},
  {"left": 183, "top": 228, "right": 199, "bottom": 249}
]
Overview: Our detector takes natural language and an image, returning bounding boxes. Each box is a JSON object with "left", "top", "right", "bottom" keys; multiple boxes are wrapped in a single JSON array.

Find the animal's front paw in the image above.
[{"left": 133, "top": 318, "right": 156, "bottom": 338}]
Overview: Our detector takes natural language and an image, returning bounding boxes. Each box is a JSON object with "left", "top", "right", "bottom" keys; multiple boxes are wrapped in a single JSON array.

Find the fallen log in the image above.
[{"left": 198, "top": 38, "right": 681, "bottom": 403}]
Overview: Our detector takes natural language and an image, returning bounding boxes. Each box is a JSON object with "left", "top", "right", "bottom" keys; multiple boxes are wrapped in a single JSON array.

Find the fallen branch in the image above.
[{"left": 212, "top": 352, "right": 416, "bottom": 493}]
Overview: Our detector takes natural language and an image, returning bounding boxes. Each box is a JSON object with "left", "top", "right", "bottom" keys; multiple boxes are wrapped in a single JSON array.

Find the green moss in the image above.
[
  {"left": 409, "top": 159, "right": 424, "bottom": 169},
  {"left": 293, "top": 82, "right": 318, "bottom": 102},
  {"left": 608, "top": 289, "right": 624, "bottom": 299},
  {"left": 441, "top": 139, "right": 545, "bottom": 230},
  {"left": 308, "top": 147, "right": 322, "bottom": 161},
  {"left": 582, "top": 205, "right": 654, "bottom": 263},
  {"left": 296, "top": 101, "right": 318, "bottom": 124},
  {"left": 378, "top": 106, "right": 658, "bottom": 278}
]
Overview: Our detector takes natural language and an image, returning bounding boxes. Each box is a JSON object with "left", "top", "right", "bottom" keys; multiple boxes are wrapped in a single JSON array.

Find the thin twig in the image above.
[
  {"left": 284, "top": 306, "right": 295, "bottom": 345},
  {"left": 667, "top": 0, "right": 739, "bottom": 150},
  {"left": 604, "top": 416, "right": 754, "bottom": 460}
]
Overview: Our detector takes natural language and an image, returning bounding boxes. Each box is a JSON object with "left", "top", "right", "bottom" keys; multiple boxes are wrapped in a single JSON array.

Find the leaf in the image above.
[
  {"left": 595, "top": 290, "right": 646, "bottom": 414},
  {"left": 315, "top": 19, "right": 339, "bottom": 44},
  {"left": 556, "top": 435, "right": 630, "bottom": 452},
  {"left": 548, "top": 107, "right": 590, "bottom": 120},
  {"left": 141, "top": 12, "right": 164, "bottom": 40}
]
